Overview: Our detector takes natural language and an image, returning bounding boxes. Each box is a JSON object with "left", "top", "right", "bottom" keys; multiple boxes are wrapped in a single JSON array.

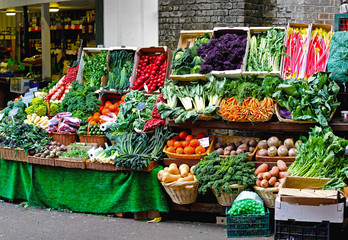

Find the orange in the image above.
[
  {"left": 184, "top": 146, "right": 195, "bottom": 155},
  {"left": 105, "top": 101, "right": 112, "bottom": 107},
  {"left": 174, "top": 141, "right": 182, "bottom": 149},
  {"left": 195, "top": 146, "right": 205, "bottom": 154},
  {"left": 179, "top": 131, "right": 189, "bottom": 140},
  {"left": 185, "top": 135, "right": 194, "bottom": 142},
  {"left": 190, "top": 139, "right": 200, "bottom": 148},
  {"left": 182, "top": 140, "right": 190, "bottom": 148},
  {"left": 99, "top": 106, "right": 104, "bottom": 113},
  {"left": 197, "top": 132, "right": 206, "bottom": 139},
  {"left": 176, "top": 148, "right": 184, "bottom": 154},
  {"left": 172, "top": 135, "right": 180, "bottom": 141},
  {"left": 167, "top": 146, "right": 176, "bottom": 153},
  {"left": 109, "top": 105, "right": 116, "bottom": 112},
  {"left": 167, "top": 139, "right": 174, "bottom": 147}
]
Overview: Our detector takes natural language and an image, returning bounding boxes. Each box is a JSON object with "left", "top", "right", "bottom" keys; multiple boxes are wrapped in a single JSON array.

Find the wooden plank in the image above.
[
  {"left": 164, "top": 158, "right": 200, "bottom": 167},
  {"left": 167, "top": 119, "right": 348, "bottom": 132},
  {"left": 253, "top": 161, "right": 293, "bottom": 168},
  {"left": 170, "top": 202, "right": 226, "bottom": 215}
]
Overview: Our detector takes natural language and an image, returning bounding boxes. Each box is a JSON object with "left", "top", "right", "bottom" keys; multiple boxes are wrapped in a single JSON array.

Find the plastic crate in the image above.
[
  {"left": 274, "top": 220, "right": 330, "bottom": 240},
  {"left": 10, "top": 77, "right": 30, "bottom": 94},
  {"left": 225, "top": 207, "right": 270, "bottom": 238}
]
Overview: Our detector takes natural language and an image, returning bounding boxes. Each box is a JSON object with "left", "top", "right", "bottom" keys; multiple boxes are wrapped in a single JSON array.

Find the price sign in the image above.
[
  {"left": 0, "top": 113, "right": 4, "bottom": 121},
  {"left": 144, "top": 84, "right": 149, "bottom": 93},
  {"left": 8, "top": 108, "right": 18, "bottom": 117},
  {"left": 23, "top": 95, "right": 33, "bottom": 106},
  {"left": 29, "top": 87, "right": 38, "bottom": 92},
  {"left": 136, "top": 102, "right": 146, "bottom": 111},
  {"left": 198, "top": 137, "right": 210, "bottom": 148},
  {"left": 24, "top": 92, "right": 33, "bottom": 97}
]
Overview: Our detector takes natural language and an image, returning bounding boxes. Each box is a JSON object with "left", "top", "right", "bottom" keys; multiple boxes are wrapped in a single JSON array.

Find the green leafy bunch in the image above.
[{"left": 83, "top": 50, "right": 109, "bottom": 88}]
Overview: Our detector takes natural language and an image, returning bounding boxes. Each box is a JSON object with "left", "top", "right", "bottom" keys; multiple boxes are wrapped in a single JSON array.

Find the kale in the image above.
[{"left": 83, "top": 50, "right": 108, "bottom": 88}]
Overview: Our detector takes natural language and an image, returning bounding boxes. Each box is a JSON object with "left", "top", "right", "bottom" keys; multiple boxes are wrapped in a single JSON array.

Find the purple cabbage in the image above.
[{"left": 197, "top": 33, "right": 247, "bottom": 74}]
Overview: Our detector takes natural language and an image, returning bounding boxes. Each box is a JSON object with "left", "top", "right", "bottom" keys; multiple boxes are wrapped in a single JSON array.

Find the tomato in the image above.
[
  {"left": 172, "top": 135, "right": 180, "bottom": 141},
  {"left": 167, "top": 139, "right": 174, "bottom": 147},
  {"left": 197, "top": 132, "right": 207, "bottom": 139},
  {"left": 90, "top": 121, "right": 97, "bottom": 125},
  {"left": 105, "top": 101, "right": 112, "bottom": 108},
  {"left": 182, "top": 140, "right": 190, "bottom": 148},
  {"left": 102, "top": 108, "right": 111, "bottom": 115},
  {"left": 99, "top": 106, "right": 104, "bottom": 113},
  {"left": 174, "top": 141, "right": 182, "bottom": 149},
  {"left": 167, "top": 146, "right": 176, "bottom": 153},
  {"left": 185, "top": 135, "right": 194, "bottom": 142},
  {"left": 109, "top": 105, "right": 116, "bottom": 112},
  {"left": 176, "top": 148, "right": 184, "bottom": 154},
  {"left": 195, "top": 146, "right": 206, "bottom": 154},
  {"left": 179, "top": 131, "right": 189, "bottom": 140},
  {"left": 184, "top": 146, "right": 195, "bottom": 155},
  {"left": 87, "top": 116, "right": 93, "bottom": 122},
  {"left": 93, "top": 112, "right": 101, "bottom": 118},
  {"left": 190, "top": 139, "right": 201, "bottom": 148}
]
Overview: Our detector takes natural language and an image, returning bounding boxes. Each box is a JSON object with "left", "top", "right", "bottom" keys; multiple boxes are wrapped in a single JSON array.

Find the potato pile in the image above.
[
  {"left": 158, "top": 163, "right": 197, "bottom": 183},
  {"left": 214, "top": 139, "right": 258, "bottom": 156},
  {"left": 255, "top": 160, "right": 290, "bottom": 188},
  {"left": 257, "top": 136, "right": 301, "bottom": 157}
]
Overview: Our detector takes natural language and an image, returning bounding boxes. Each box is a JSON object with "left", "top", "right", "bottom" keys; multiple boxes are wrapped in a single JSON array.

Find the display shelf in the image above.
[
  {"left": 22, "top": 25, "right": 83, "bottom": 32},
  {"left": 170, "top": 202, "right": 226, "bottom": 215},
  {"left": 22, "top": 62, "right": 42, "bottom": 67},
  {"left": 163, "top": 158, "right": 200, "bottom": 167},
  {"left": 253, "top": 161, "right": 293, "bottom": 168},
  {"left": 167, "top": 119, "right": 348, "bottom": 132}
]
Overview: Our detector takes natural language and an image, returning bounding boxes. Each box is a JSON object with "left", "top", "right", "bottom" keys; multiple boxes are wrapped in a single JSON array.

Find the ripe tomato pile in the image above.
[
  {"left": 87, "top": 96, "right": 126, "bottom": 124},
  {"left": 131, "top": 54, "right": 167, "bottom": 93},
  {"left": 165, "top": 131, "right": 208, "bottom": 155}
]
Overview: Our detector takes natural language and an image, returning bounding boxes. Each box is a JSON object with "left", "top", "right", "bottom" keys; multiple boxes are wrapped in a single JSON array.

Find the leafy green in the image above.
[
  {"left": 1, "top": 98, "right": 27, "bottom": 122},
  {"left": 193, "top": 152, "right": 256, "bottom": 197},
  {"left": 60, "top": 147, "right": 89, "bottom": 159},
  {"left": 83, "top": 51, "right": 108, "bottom": 88}
]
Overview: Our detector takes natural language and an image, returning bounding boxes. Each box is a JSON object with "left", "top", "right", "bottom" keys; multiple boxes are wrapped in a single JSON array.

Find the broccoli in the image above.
[
  {"left": 25, "top": 106, "right": 34, "bottom": 115},
  {"left": 34, "top": 105, "right": 47, "bottom": 116},
  {"left": 49, "top": 103, "right": 59, "bottom": 115}
]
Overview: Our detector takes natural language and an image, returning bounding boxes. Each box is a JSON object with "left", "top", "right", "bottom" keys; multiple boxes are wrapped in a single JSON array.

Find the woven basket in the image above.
[
  {"left": 78, "top": 135, "right": 108, "bottom": 148},
  {"left": 275, "top": 103, "right": 337, "bottom": 124},
  {"left": 214, "top": 135, "right": 259, "bottom": 161},
  {"left": 27, "top": 156, "right": 55, "bottom": 166},
  {"left": 211, "top": 184, "right": 246, "bottom": 206},
  {"left": 49, "top": 133, "right": 77, "bottom": 146},
  {"left": 55, "top": 157, "right": 87, "bottom": 169},
  {"left": 161, "top": 181, "right": 199, "bottom": 205},
  {"left": 0, "top": 147, "right": 28, "bottom": 162},
  {"left": 86, "top": 161, "right": 117, "bottom": 171},
  {"left": 197, "top": 114, "right": 214, "bottom": 121},
  {"left": 163, "top": 137, "right": 214, "bottom": 160},
  {"left": 254, "top": 186, "right": 279, "bottom": 208}
]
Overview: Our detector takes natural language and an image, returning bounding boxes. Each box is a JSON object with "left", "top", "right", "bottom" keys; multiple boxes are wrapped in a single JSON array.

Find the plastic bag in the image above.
[
  {"left": 228, "top": 191, "right": 265, "bottom": 216},
  {"left": 63, "top": 116, "right": 82, "bottom": 127},
  {"left": 58, "top": 122, "right": 76, "bottom": 133}
]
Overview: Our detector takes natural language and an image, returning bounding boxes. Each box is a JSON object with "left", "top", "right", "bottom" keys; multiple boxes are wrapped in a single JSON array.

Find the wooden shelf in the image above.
[
  {"left": 167, "top": 119, "right": 348, "bottom": 132},
  {"left": 22, "top": 62, "right": 42, "bottom": 67},
  {"left": 164, "top": 158, "right": 200, "bottom": 167},
  {"left": 170, "top": 202, "right": 225, "bottom": 215}
]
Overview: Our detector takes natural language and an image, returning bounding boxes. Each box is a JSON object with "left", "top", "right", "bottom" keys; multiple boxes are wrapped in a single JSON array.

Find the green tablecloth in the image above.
[{"left": 0, "top": 159, "right": 169, "bottom": 213}]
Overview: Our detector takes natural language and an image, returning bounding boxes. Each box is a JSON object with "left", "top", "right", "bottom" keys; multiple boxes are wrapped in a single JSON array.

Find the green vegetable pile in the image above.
[
  {"left": 288, "top": 126, "right": 348, "bottom": 183},
  {"left": 107, "top": 91, "right": 157, "bottom": 135},
  {"left": 273, "top": 72, "right": 340, "bottom": 126},
  {"left": 83, "top": 50, "right": 108, "bottom": 88},
  {"left": 59, "top": 81, "right": 100, "bottom": 124},
  {"left": 60, "top": 147, "right": 89, "bottom": 159},
  {"left": 77, "top": 124, "right": 104, "bottom": 135},
  {"left": 193, "top": 152, "right": 256, "bottom": 197},
  {"left": 103, "top": 50, "right": 134, "bottom": 93},
  {"left": 0, "top": 98, "right": 27, "bottom": 122},
  {"left": 25, "top": 97, "right": 47, "bottom": 117},
  {"left": 247, "top": 28, "right": 286, "bottom": 72},
  {"left": 108, "top": 127, "right": 174, "bottom": 170},
  {"left": 0, "top": 121, "right": 51, "bottom": 154},
  {"left": 228, "top": 199, "right": 265, "bottom": 216},
  {"left": 172, "top": 33, "right": 210, "bottom": 75}
]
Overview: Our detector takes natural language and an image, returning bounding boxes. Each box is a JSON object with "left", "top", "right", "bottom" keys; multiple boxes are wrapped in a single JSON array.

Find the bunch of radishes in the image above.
[
  {"left": 45, "top": 76, "right": 72, "bottom": 103},
  {"left": 132, "top": 54, "right": 167, "bottom": 93}
]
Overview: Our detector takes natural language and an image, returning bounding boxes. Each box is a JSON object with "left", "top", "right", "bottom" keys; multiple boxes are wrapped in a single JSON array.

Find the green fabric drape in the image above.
[
  {"left": 0, "top": 159, "right": 31, "bottom": 200},
  {"left": 0, "top": 158, "right": 169, "bottom": 213}
]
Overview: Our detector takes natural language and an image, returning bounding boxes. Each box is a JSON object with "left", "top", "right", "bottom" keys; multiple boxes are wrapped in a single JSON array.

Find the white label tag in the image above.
[
  {"left": 136, "top": 102, "right": 146, "bottom": 111},
  {"left": 0, "top": 113, "right": 4, "bottom": 121},
  {"left": 9, "top": 108, "right": 18, "bottom": 117},
  {"left": 24, "top": 92, "right": 33, "bottom": 97},
  {"left": 23, "top": 95, "right": 33, "bottom": 106},
  {"left": 29, "top": 87, "right": 38, "bottom": 92},
  {"left": 198, "top": 137, "right": 210, "bottom": 148},
  {"left": 144, "top": 84, "right": 149, "bottom": 93}
]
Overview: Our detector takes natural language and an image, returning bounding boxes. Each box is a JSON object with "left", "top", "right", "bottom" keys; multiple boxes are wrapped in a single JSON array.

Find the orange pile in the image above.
[{"left": 165, "top": 131, "right": 207, "bottom": 155}]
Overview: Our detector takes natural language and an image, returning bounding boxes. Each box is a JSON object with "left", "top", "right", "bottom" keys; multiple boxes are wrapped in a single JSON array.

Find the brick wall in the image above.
[{"left": 159, "top": 0, "right": 340, "bottom": 50}]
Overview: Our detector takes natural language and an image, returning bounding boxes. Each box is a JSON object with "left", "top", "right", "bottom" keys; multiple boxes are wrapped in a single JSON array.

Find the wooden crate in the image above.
[
  {"left": 27, "top": 156, "right": 55, "bottom": 166},
  {"left": 86, "top": 160, "right": 158, "bottom": 172}
]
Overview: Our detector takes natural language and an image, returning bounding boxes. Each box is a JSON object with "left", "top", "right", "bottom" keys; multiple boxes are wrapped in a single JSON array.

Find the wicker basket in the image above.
[
  {"left": 213, "top": 135, "right": 259, "bottom": 161},
  {"left": 78, "top": 135, "right": 108, "bottom": 148},
  {"left": 211, "top": 184, "right": 246, "bottom": 206},
  {"left": 163, "top": 137, "right": 214, "bottom": 160},
  {"left": 275, "top": 103, "right": 337, "bottom": 124},
  {"left": 49, "top": 133, "right": 77, "bottom": 146},
  {"left": 161, "top": 181, "right": 199, "bottom": 205},
  {"left": 0, "top": 147, "right": 28, "bottom": 162},
  {"left": 27, "top": 156, "right": 55, "bottom": 166},
  {"left": 55, "top": 157, "right": 87, "bottom": 169},
  {"left": 254, "top": 186, "right": 279, "bottom": 208},
  {"left": 197, "top": 114, "right": 214, "bottom": 121},
  {"left": 86, "top": 161, "right": 117, "bottom": 171}
]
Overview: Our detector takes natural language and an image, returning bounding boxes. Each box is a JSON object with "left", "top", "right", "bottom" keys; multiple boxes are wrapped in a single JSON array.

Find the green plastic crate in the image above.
[{"left": 226, "top": 207, "right": 270, "bottom": 238}]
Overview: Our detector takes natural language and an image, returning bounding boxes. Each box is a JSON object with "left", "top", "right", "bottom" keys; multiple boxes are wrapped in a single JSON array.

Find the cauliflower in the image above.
[
  {"left": 25, "top": 106, "right": 34, "bottom": 115},
  {"left": 34, "top": 105, "right": 47, "bottom": 117},
  {"left": 49, "top": 103, "right": 59, "bottom": 115},
  {"left": 32, "top": 97, "right": 44, "bottom": 107}
]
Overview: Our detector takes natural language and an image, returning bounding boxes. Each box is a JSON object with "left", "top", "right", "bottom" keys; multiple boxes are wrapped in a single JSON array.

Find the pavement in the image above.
[{"left": 0, "top": 201, "right": 273, "bottom": 240}]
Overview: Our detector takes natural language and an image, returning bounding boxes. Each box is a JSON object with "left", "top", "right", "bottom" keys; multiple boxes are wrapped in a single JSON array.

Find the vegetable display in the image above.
[
  {"left": 282, "top": 27, "right": 309, "bottom": 79},
  {"left": 158, "top": 163, "right": 197, "bottom": 183},
  {"left": 171, "top": 33, "right": 210, "bottom": 75},
  {"left": 47, "top": 113, "right": 82, "bottom": 134},
  {"left": 288, "top": 127, "right": 348, "bottom": 181},
  {"left": 273, "top": 72, "right": 340, "bottom": 126},
  {"left": 197, "top": 33, "right": 247, "bottom": 74},
  {"left": 214, "top": 139, "right": 258, "bottom": 156},
  {"left": 25, "top": 97, "right": 47, "bottom": 117},
  {"left": 89, "top": 144, "right": 118, "bottom": 164},
  {"left": 228, "top": 198, "right": 265, "bottom": 216},
  {"left": 255, "top": 161, "right": 290, "bottom": 188},
  {"left": 193, "top": 152, "right": 256, "bottom": 196},
  {"left": 83, "top": 50, "right": 108, "bottom": 88},
  {"left": 164, "top": 131, "right": 208, "bottom": 155},
  {"left": 247, "top": 28, "right": 286, "bottom": 72},
  {"left": 256, "top": 137, "right": 300, "bottom": 157},
  {"left": 33, "top": 141, "right": 67, "bottom": 159},
  {"left": 45, "top": 76, "right": 73, "bottom": 103},
  {"left": 0, "top": 98, "right": 26, "bottom": 122},
  {"left": 24, "top": 114, "right": 49, "bottom": 130},
  {"left": 60, "top": 147, "right": 89, "bottom": 159},
  {"left": 132, "top": 54, "right": 167, "bottom": 92},
  {"left": 103, "top": 50, "right": 134, "bottom": 93},
  {"left": 77, "top": 124, "right": 105, "bottom": 136},
  {"left": 305, "top": 28, "right": 332, "bottom": 79}
]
